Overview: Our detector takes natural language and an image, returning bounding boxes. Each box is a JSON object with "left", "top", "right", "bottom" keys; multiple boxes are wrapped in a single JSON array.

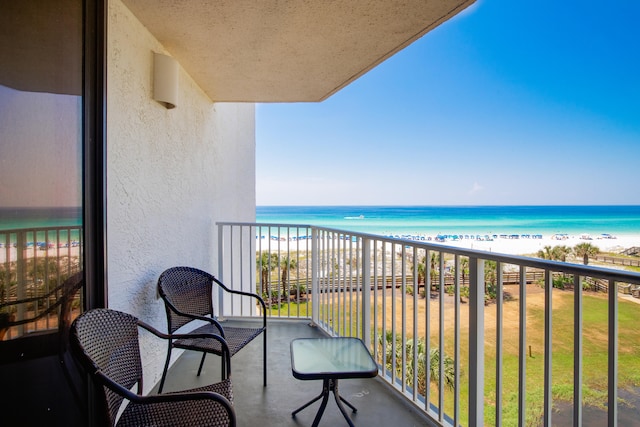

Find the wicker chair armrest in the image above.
[
  {"left": 137, "top": 320, "right": 232, "bottom": 374},
  {"left": 160, "top": 298, "right": 226, "bottom": 336},
  {"left": 211, "top": 277, "right": 267, "bottom": 326},
  {"left": 94, "top": 370, "right": 145, "bottom": 402},
  {"left": 98, "top": 370, "right": 229, "bottom": 404},
  {"left": 96, "top": 371, "right": 236, "bottom": 425},
  {"left": 185, "top": 314, "right": 226, "bottom": 336}
]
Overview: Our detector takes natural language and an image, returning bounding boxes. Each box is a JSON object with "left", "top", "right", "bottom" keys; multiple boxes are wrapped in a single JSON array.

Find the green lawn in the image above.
[
  {"left": 265, "top": 291, "right": 640, "bottom": 426},
  {"left": 484, "top": 292, "right": 640, "bottom": 426}
]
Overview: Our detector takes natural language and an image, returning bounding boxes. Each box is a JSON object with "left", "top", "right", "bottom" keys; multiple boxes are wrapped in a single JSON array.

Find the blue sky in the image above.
[{"left": 256, "top": 0, "right": 640, "bottom": 206}]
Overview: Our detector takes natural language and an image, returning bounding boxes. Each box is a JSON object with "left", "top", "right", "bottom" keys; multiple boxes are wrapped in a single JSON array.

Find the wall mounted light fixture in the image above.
[{"left": 153, "top": 52, "right": 178, "bottom": 109}]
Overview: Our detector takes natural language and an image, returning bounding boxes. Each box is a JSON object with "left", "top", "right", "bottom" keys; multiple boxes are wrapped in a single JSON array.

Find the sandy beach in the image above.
[
  {"left": 426, "top": 233, "right": 639, "bottom": 256},
  {"left": 256, "top": 232, "right": 640, "bottom": 257},
  {"left": 4, "top": 231, "right": 637, "bottom": 264}
]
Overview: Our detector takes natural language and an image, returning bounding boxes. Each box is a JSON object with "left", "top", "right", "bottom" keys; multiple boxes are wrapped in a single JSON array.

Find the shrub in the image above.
[
  {"left": 377, "top": 331, "right": 456, "bottom": 394},
  {"left": 460, "top": 285, "right": 470, "bottom": 299}
]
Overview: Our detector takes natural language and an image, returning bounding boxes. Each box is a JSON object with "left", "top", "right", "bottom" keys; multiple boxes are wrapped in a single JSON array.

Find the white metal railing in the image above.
[{"left": 216, "top": 221, "right": 640, "bottom": 427}]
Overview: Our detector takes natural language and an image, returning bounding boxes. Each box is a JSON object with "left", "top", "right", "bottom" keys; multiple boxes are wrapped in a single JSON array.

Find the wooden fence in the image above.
[
  {"left": 595, "top": 254, "right": 640, "bottom": 268},
  {"left": 260, "top": 268, "right": 624, "bottom": 299},
  {"left": 261, "top": 270, "right": 548, "bottom": 296}
]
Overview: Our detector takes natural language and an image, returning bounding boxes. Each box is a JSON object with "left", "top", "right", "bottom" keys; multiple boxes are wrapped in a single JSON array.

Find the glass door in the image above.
[
  {"left": 0, "top": 0, "right": 83, "bottom": 357},
  {"left": 0, "top": 1, "right": 104, "bottom": 424}
]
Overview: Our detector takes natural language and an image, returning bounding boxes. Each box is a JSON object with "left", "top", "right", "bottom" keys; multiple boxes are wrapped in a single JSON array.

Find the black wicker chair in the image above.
[
  {"left": 157, "top": 266, "right": 267, "bottom": 393},
  {"left": 70, "top": 308, "right": 235, "bottom": 427}
]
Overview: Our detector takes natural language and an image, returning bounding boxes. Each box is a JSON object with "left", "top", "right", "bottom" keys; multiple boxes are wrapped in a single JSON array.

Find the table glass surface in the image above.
[{"left": 290, "top": 337, "right": 378, "bottom": 379}]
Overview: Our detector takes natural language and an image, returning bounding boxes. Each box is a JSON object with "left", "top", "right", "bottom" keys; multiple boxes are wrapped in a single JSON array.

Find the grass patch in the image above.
[
  {"left": 267, "top": 301, "right": 310, "bottom": 317},
  {"left": 495, "top": 291, "right": 640, "bottom": 425},
  {"left": 268, "top": 289, "right": 640, "bottom": 426}
]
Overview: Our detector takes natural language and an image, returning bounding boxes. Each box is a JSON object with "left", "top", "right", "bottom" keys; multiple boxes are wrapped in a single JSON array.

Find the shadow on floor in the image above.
[{"left": 156, "top": 319, "right": 431, "bottom": 427}]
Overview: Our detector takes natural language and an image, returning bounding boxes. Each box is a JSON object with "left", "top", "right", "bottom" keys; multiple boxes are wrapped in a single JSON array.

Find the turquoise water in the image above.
[
  {"left": 0, "top": 207, "right": 82, "bottom": 230},
  {"left": 256, "top": 205, "right": 640, "bottom": 238},
  {"left": 3, "top": 205, "right": 639, "bottom": 239},
  {"left": 0, "top": 207, "right": 82, "bottom": 245}
]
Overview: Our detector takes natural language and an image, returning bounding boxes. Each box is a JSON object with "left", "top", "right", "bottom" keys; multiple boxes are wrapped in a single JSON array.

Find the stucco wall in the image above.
[{"left": 107, "top": 0, "right": 255, "bottom": 389}]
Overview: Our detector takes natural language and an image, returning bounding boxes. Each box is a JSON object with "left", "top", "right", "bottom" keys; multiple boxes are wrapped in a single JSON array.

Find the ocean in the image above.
[
  {"left": 256, "top": 205, "right": 640, "bottom": 239},
  {"left": 0, "top": 207, "right": 82, "bottom": 230},
  {"left": 0, "top": 207, "right": 82, "bottom": 246},
  {"left": 2, "top": 205, "right": 639, "bottom": 240}
]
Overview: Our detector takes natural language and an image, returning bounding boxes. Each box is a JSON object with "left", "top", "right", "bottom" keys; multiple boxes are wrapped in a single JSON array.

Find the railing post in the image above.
[
  {"left": 216, "top": 223, "right": 225, "bottom": 318},
  {"left": 311, "top": 227, "right": 319, "bottom": 325},
  {"left": 362, "top": 238, "right": 371, "bottom": 348},
  {"left": 608, "top": 278, "right": 618, "bottom": 427},
  {"left": 574, "top": 274, "right": 583, "bottom": 427},
  {"left": 469, "top": 256, "right": 485, "bottom": 427},
  {"left": 250, "top": 225, "right": 258, "bottom": 315},
  {"left": 518, "top": 266, "right": 527, "bottom": 427},
  {"left": 544, "top": 268, "right": 553, "bottom": 427},
  {"left": 16, "top": 230, "right": 26, "bottom": 335}
]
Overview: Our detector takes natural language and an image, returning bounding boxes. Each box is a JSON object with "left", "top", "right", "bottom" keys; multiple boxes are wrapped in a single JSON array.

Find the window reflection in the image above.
[{"left": 0, "top": 0, "right": 83, "bottom": 342}]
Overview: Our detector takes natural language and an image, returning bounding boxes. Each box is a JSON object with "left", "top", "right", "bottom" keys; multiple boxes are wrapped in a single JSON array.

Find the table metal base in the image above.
[{"left": 292, "top": 378, "right": 358, "bottom": 427}]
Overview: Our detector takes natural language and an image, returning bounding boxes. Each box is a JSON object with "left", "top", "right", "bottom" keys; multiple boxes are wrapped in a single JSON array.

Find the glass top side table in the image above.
[{"left": 290, "top": 337, "right": 378, "bottom": 426}]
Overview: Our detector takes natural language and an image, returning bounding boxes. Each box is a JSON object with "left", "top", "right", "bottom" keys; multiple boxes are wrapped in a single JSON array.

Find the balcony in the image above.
[
  {"left": 211, "top": 222, "right": 640, "bottom": 426},
  {"left": 3, "top": 223, "right": 640, "bottom": 426},
  {"left": 161, "top": 318, "right": 431, "bottom": 426}
]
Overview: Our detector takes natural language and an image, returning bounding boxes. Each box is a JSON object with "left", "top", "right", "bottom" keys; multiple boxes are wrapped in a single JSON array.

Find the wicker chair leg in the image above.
[
  {"left": 197, "top": 352, "right": 207, "bottom": 376},
  {"left": 158, "top": 346, "right": 173, "bottom": 393},
  {"left": 263, "top": 331, "right": 267, "bottom": 386},
  {"left": 221, "top": 355, "right": 226, "bottom": 379}
]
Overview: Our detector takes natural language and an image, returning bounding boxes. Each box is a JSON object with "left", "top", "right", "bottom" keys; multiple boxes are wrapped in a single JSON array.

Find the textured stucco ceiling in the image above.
[{"left": 122, "top": 0, "right": 475, "bottom": 102}]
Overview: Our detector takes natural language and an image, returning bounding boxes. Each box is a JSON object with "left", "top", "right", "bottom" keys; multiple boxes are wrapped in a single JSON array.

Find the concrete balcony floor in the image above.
[{"left": 156, "top": 318, "right": 431, "bottom": 427}]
